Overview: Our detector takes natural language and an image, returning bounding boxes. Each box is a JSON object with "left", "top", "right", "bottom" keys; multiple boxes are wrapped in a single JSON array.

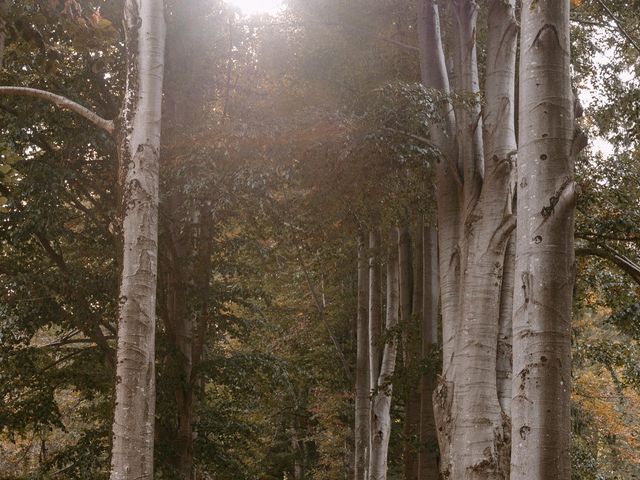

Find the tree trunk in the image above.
[
  {"left": 496, "top": 235, "right": 514, "bottom": 418},
  {"left": 355, "top": 235, "right": 371, "bottom": 480},
  {"left": 0, "top": 0, "right": 7, "bottom": 67},
  {"left": 418, "top": 1, "right": 517, "bottom": 478},
  {"left": 418, "top": 225, "right": 439, "bottom": 479},
  {"left": 403, "top": 225, "right": 421, "bottom": 480},
  {"left": 110, "top": 1, "right": 166, "bottom": 479},
  {"left": 370, "top": 228, "right": 400, "bottom": 480},
  {"left": 368, "top": 230, "right": 383, "bottom": 398},
  {"left": 512, "top": 2, "right": 577, "bottom": 478}
]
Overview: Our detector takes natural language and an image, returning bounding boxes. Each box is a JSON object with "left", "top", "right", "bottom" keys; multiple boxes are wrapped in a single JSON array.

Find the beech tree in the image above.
[
  {"left": 0, "top": 1, "right": 166, "bottom": 478},
  {"left": 512, "top": 1, "right": 585, "bottom": 478},
  {"left": 417, "top": 0, "right": 517, "bottom": 477}
]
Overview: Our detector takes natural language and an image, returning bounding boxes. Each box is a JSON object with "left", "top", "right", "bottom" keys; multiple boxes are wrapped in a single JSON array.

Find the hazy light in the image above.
[{"left": 226, "top": 0, "right": 284, "bottom": 15}]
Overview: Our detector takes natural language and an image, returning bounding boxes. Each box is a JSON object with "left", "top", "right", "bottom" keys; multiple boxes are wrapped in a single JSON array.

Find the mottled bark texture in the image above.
[
  {"left": 110, "top": 1, "right": 166, "bottom": 479},
  {"left": 355, "top": 235, "right": 371, "bottom": 480},
  {"left": 418, "top": 0, "right": 517, "bottom": 478},
  {"left": 511, "top": 2, "right": 579, "bottom": 479},
  {"left": 369, "top": 229, "right": 400, "bottom": 480}
]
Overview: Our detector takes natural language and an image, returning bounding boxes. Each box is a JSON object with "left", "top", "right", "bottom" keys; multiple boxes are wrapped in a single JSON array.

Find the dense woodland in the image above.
[{"left": 0, "top": 0, "right": 638, "bottom": 479}]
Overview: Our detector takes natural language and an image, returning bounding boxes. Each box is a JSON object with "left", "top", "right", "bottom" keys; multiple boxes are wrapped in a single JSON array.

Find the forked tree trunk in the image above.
[
  {"left": 418, "top": 225, "right": 439, "bottom": 479},
  {"left": 418, "top": 1, "right": 517, "bottom": 478},
  {"left": 369, "top": 229, "right": 400, "bottom": 480},
  {"left": 512, "top": 2, "right": 578, "bottom": 478},
  {"left": 355, "top": 235, "right": 371, "bottom": 480},
  {"left": 110, "top": 1, "right": 166, "bottom": 479}
]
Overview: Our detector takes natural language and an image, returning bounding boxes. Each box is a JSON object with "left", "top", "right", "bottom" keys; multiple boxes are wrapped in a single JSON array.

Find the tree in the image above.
[
  {"left": 511, "top": 1, "right": 584, "bottom": 478},
  {"left": 354, "top": 235, "right": 370, "bottom": 479},
  {"left": 109, "top": 1, "right": 165, "bottom": 478},
  {"left": 0, "top": 1, "right": 166, "bottom": 478},
  {"left": 417, "top": 0, "right": 517, "bottom": 477}
]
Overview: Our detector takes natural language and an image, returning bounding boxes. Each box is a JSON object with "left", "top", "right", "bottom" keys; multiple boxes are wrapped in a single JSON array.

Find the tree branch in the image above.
[
  {"left": 576, "top": 245, "right": 640, "bottom": 285},
  {"left": 0, "top": 86, "right": 115, "bottom": 135},
  {"left": 592, "top": 0, "right": 640, "bottom": 53}
]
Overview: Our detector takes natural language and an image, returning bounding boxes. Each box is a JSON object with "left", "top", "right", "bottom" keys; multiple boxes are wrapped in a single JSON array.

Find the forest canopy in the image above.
[{"left": 0, "top": 0, "right": 638, "bottom": 479}]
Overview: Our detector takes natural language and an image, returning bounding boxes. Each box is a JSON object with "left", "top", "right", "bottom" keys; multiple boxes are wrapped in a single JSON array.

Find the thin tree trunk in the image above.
[
  {"left": 355, "top": 235, "right": 371, "bottom": 480},
  {"left": 110, "top": 1, "right": 166, "bottom": 479},
  {"left": 496, "top": 234, "right": 514, "bottom": 418},
  {"left": 368, "top": 230, "right": 383, "bottom": 397},
  {"left": 0, "top": 0, "right": 7, "bottom": 67},
  {"left": 398, "top": 226, "right": 412, "bottom": 366},
  {"left": 418, "top": 225, "right": 439, "bottom": 479},
  {"left": 512, "top": 2, "right": 578, "bottom": 478},
  {"left": 370, "top": 228, "right": 400, "bottom": 480},
  {"left": 403, "top": 224, "right": 422, "bottom": 480}
]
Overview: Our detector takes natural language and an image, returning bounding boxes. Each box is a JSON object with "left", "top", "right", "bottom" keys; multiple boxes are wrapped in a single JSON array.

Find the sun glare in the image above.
[{"left": 226, "top": 0, "right": 284, "bottom": 15}]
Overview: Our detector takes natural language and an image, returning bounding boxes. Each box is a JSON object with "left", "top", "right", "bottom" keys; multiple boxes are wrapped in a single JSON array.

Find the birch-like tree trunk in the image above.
[
  {"left": 418, "top": 1, "right": 517, "bottom": 478},
  {"left": 418, "top": 225, "right": 439, "bottom": 479},
  {"left": 110, "top": 1, "right": 166, "bottom": 479},
  {"left": 511, "top": 2, "right": 578, "bottom": 478},
  {"left": 369, "top": 229, "right": 400, "bottom": 480},
  {"left": 355, "top": 235, "right": 371, "bottom": 480}
]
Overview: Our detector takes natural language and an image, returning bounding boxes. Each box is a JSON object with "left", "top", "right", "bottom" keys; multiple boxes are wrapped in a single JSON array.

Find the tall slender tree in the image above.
[
  {"left": 0, "top": 1, "right": 166, "bottom": 478},
  {"left": 355, "top": 235, "right": 371, "bottom": 480},
  {"left": 369, "top": 229, "right": 400, "bottom": 480},
  {"left": 418, "top": 225, "right": 439, "bottom": 479}
]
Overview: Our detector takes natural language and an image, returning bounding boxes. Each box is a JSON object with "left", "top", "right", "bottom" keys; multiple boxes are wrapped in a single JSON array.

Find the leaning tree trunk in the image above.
[
  {"left": 110, "top": 1, "right": 166, "bottom": 479},
  {"left": 512, "top": 2, "right": 579, "bottom": 478},
  {"left": 418, "top": 1, "right": 517, "bottom": 478},
  {"left": 369, "top": 228, "right": 400, "bottom": 480},
  {"left": 418, "top": 225, "right": 439, "bottom": 479},
  {"left": 354, "top": 235, "right": 371, "bottom": 480}
]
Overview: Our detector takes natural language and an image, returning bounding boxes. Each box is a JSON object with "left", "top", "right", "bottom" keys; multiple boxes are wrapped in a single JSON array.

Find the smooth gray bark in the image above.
[
  {"left": 418, "top": 1, "right": 517, "bottom": 478},
  {"left": 511, "top": 2, "right": 577, "bottom": 478},
  {"left": 497, "top": 235, "right": 514, "bottom": 418},
  {"left": 355, "top": 235, "right": 371, "bottom": 480},
  {"left": 110, "top": 1, "right": 166, "bottom": 479},
  {"left": 369, "top": 229, "right": 400, "bottom": 480}
]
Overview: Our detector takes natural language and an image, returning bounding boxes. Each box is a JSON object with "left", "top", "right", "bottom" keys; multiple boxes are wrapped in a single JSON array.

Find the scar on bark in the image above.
[
  {"left": 541, "top": 177, "right": 576, "bottom": 219},
  {"left": 521, "top": 272, "right": 532, "bottom": 304}
]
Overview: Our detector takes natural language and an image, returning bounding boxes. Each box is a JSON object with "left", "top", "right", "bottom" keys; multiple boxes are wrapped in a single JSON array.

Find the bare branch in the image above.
[
  {"left": 592, "top": 0, "right": 640, "bottom": 53},
  {"left": 0, "top": 86, "right": 115, "bottom": 135}
]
